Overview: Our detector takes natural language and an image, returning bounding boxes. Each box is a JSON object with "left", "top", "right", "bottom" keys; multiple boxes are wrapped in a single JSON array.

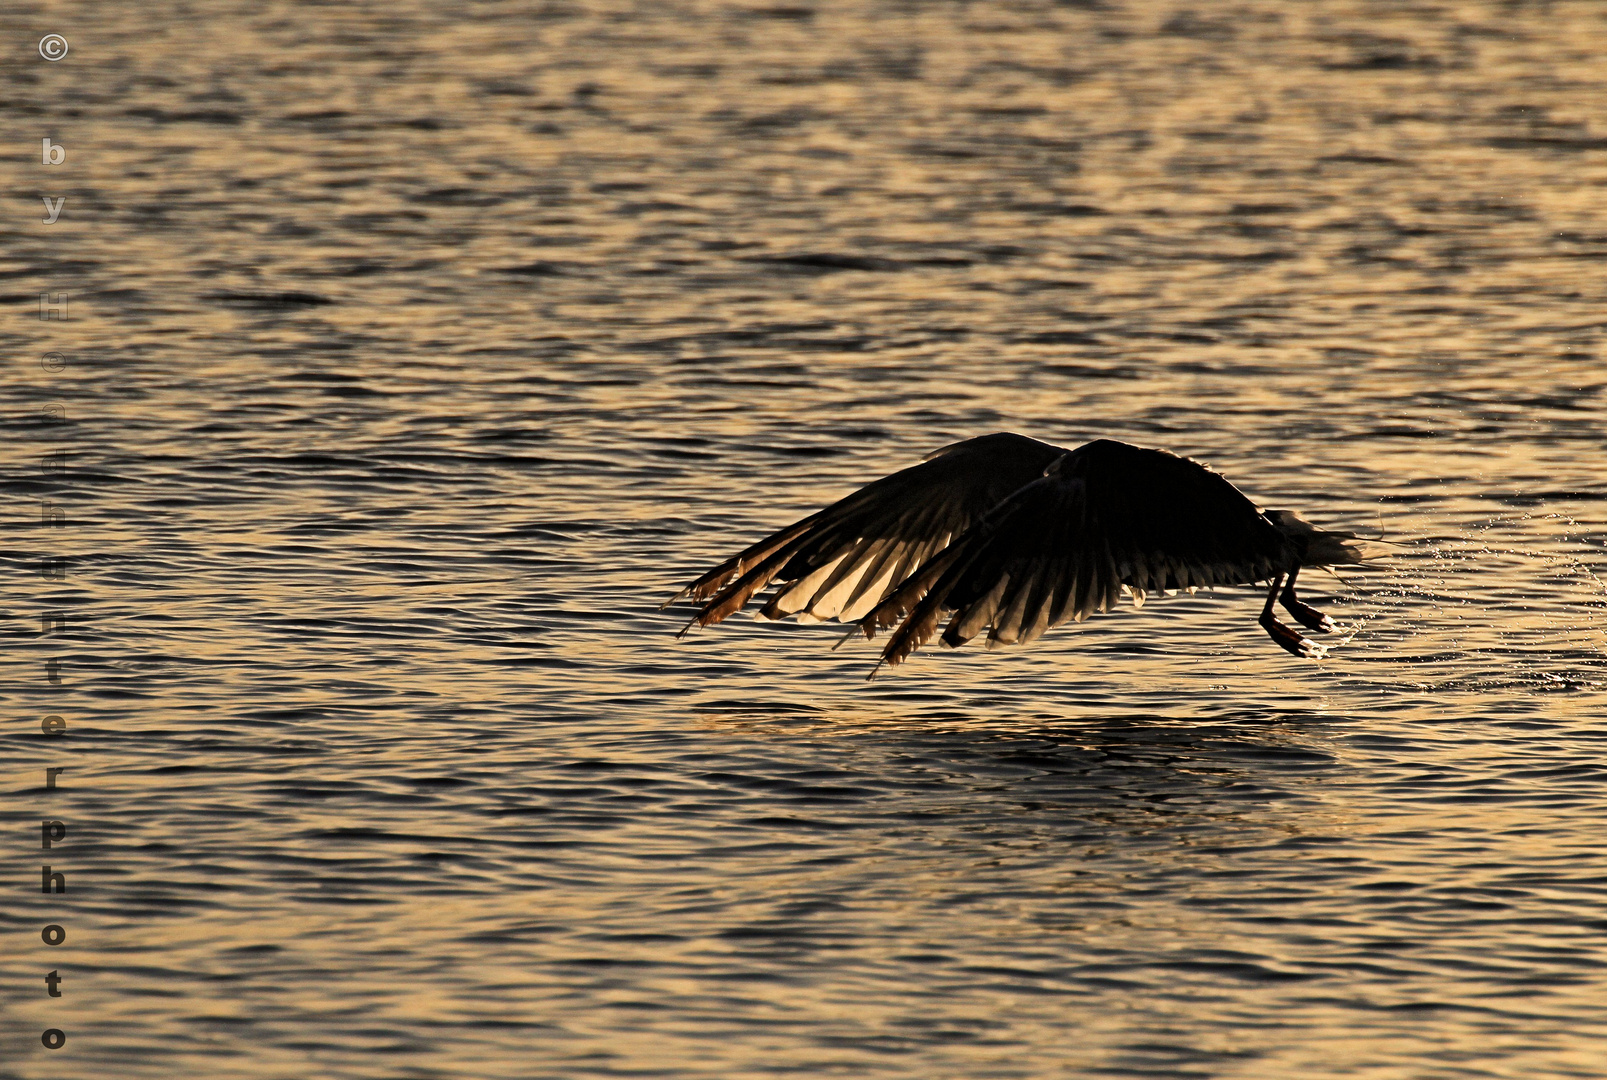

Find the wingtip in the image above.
[{"left": 866, "top": 639, "right": 906, "bottom": 679}]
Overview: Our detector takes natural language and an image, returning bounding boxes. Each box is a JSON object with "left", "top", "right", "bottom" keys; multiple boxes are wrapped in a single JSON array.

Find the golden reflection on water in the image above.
[{"left": 6, "top": 0, "right": 1607, "bottom": 1076}]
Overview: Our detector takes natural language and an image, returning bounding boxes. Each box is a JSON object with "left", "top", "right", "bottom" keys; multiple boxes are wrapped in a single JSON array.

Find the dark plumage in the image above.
[{"left": 665, "top": 433, "right": 1385, "bottom": 677}]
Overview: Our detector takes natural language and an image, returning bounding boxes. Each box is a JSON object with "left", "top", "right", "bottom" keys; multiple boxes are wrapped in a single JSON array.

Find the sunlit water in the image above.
[{"left": 5, "top": 1, "right": 1607, "bottom": 1076}]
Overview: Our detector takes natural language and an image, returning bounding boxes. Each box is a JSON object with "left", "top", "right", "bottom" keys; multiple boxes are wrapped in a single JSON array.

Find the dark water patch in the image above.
[
  {"left": 743, "top": 252, "right": 899, "bottom": 272},
  {"left": 202, "top": 290, "right": 336, "bottom": 309}
]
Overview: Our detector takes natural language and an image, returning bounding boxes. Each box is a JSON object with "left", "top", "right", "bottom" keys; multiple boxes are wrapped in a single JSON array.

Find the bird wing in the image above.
[
  {"left": 865, "top": 439, "right": 1294, "bottom": 674},
  {"left": 667, "top": 432, "right": 1068, "bottom": 633}
]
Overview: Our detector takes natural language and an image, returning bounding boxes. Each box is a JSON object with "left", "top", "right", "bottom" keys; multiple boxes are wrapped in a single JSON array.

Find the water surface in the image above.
[{"left": 5, "top": 1, "right": 1607, "bottom": 1076}]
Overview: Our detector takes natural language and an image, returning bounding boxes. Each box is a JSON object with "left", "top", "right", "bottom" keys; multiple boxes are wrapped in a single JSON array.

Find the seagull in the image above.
[{"left": 664, "top": 433, "right": 1386, "bottom": 678}]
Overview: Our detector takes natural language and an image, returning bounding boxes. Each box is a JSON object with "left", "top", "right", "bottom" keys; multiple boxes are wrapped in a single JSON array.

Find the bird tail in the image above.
[
  {"left": 1264, "top": 509, "right": 1400, "bottom": 568},
  {"left": 1306, "top": 531, "right": 1398, "bottom": 567}
]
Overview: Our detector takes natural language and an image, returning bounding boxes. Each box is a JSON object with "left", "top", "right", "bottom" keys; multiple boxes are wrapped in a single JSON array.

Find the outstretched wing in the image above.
[
  {"left": 865, "top": 439, "right": 1295, "bottom": 674},
  {"left": 666, "top": 432, "right": 1068, "bottom": 633}
]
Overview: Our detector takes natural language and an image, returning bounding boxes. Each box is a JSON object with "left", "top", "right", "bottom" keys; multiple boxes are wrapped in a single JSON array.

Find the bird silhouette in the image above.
[{"left": 665, "top": 433, "right": 1386, "bottom": 677}]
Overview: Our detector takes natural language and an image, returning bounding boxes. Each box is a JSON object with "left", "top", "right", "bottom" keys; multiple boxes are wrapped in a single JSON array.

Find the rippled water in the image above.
[{"left": 6, "top": 1, "right": 1607, "bottom": 1076}]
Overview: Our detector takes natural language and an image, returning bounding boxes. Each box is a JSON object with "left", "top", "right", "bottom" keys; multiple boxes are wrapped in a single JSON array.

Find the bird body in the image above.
[{"left": 666, "top": 434, "right": 1384, "bottom": 676}]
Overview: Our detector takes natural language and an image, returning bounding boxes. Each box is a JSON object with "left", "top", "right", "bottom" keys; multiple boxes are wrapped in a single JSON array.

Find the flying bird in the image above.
[{"left": 665, "top": 433, "right": 1385, "bottom": 677}]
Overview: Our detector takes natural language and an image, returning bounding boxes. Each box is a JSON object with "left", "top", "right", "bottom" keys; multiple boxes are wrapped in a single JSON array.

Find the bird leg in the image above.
[
  {"left": 1277, "top": 565, "right": 1335, "bottom": 633},
  {"left": 1259, "top": 572, "right": 1325, "bottom": 658}
]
